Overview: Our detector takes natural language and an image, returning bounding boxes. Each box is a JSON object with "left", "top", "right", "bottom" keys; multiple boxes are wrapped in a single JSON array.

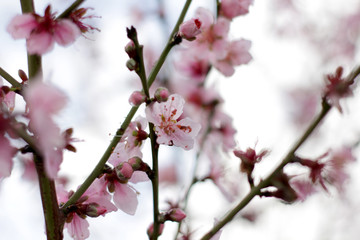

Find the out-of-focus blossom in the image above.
[
  {"left": 285, "top": 87, "right": 319, "bottom": 126},
  {"left": 69, "top": 8, "right": 99, "bottom": 34},
  {"left": 0, "top": 136, "right": 16, "bottom": 179},
  {"left": 7, "top": 5, "right": 81, "bottom": 54},
  {"left": 220, "top": 0, "right": 254, "bottom": 19},
  {"left": 324, "top": 66, "right": 353, "bottom": 113},
  {"left": 24, "top": 81, "right": 67, "bottom": 179},
  {"left": 0, "top": 78, "right": 16, "bottom": 113},
  {"left": 145, "top": 94, "right": 201, "bottom": 150},
  {"left": 213, "top": 39, "right": 252, "bottom": 77},
  {"left": 190, "top": 8, "right": 230, "bottom": 63},
  {"left": 234, "top": 146, "right": 269, "bottom": 176},
  {"left": 179, "top": 18, "right": 202, "bottom": 41},
  {"left": 165, "top": 208, "right": 186, "bottom": 222},
  {"left": 291, "top": 180, "right": 317, "bottom": 201}
]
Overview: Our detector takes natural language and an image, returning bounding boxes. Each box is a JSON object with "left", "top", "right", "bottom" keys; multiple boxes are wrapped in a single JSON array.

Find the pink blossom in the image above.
[
  {"left": 220, "top": 0, "right": 254, "bottom": 19},
  {"left": 179, "top": 18, "right": 202, "bottom": 41},
  {"left": 208, "top": 110, "right": 237, "bottom": 151},
  {"left": 213, "top": 39, "right": 252, "bottom": 77},
  {"left": 112, "top": 181, "right": 138, "bottom": 215},
  {"left": 145, "top": 94, "right": 201, "bottom": 150},
  {"left": 291, "top": 180, "right": 317, "bottom": 201},
  {"left": 24, "top": 81, "right": 67, "bottom": 179},
  {"left": 7, "top": 6, "right": 81, "bottom": 55},
  {"left": 0, "top": 136, "right": 16, "bottom": 179},
  {"left": 65, "top": 213, "right": 90, "bottom": 240},
  {"left": 57, "top": 180, "right": 117, "bottom": 240},
  {"left": 175, "top": 51, "right": 211, "bottom": 83},
  {"left": 324, "top": 66, "right": 353, "bottom": 113},
  {"left": 188, "top": 8, "right": 230, "bottom": 62}
]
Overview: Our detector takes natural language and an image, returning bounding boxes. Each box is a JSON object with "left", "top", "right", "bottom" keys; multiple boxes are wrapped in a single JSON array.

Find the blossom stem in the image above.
[
  {"left": 200, "top": 66, "right": 360, "bottom": 240},
  {"left": 0, "top": 67, "right": 22, "bottom": 89},
  {"left": 149, "top": 123, "right": 160, "bottom": 239},
  {"left": 57, "top": 0, "right": 85, "bottom": 19},
  {"left": 34, "top": 155, "right": 65, "bottom": 240},
  {"left": 61, "top": 0, "right": 193, "bottom": 210},
  {"left": 19, "top": 0, "right": 63, "bottom": 239}
]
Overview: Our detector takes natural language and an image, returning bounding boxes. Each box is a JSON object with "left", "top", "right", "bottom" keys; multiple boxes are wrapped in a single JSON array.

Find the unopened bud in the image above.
[
  {"left": 147, "top": 223, "right": 164, "bottom": 239},
  {"left": 166, "top": 208, "right": 186, "bottom": 222},
  {"left": 126, "top": 58, "right": 138, "bottom": 71},
  {"left": 129, "top": 91, "right": 146, "bottom": 106},
  {"left": 178, "top": 18, "right": 202, "bottom": 41},
  {"left": 18, "top": 69, "right": 28, "bottom": 82},
  {"left": 154, "top": 87, "right": 169, "bottom": 102},
  {"left": 115, "top": 162, "right": 134, "bottom": 182},
  {"left": 125, "top": 40, "right": 136, "bottom": 59},
  {"left": 128, "top": 156, "right": 143, "bottom": 170}
]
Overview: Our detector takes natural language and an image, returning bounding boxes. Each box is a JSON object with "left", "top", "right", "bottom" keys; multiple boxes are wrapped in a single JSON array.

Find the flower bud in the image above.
[
  {"left": 115, "top": 162, "right": 134, "bottom": 182},
  {"left": 129, "top": 90, "right": 146, "bottom": 106},
  {"left": 128, "top": 156, "right": 143, "bottom": 170},
  {"left": 125, "top": 40, "right": 136, "bottom": 59},
  {"left": 166, "top": 208, "right": 186, "bottom": 222},
  {"left": 147, "top": 223, "right": 164, "bottom": 239},
  {"left": 126, "top": 58, "right": 138, "bottom": 71},
  {"left": 154, "top": 87, "right": 169, "bottom": 102},
  {"left": 178, "top": 18, "right": 202, "bottom": 41}
]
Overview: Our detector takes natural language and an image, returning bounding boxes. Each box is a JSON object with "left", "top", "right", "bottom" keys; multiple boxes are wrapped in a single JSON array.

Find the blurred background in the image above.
[{"left": 1, "top": 0, "right": 360, "bottom": 239}]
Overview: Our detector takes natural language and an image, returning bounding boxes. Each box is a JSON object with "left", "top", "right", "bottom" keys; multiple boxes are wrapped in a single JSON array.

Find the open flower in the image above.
[
  {"left": 145, "top": 94, "right": 201, "bottom": 150},
  {"left": 7, "top": 5, "right": 81, "bottom": 54},
  {"left": 24, "top": 81, "right": 68, "bottom": 179}
]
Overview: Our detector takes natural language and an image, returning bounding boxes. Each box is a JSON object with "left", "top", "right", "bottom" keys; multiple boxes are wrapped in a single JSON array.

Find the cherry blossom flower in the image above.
[
  {"left": 57, "top": 180, "right": 117, "bottom": 240},
  {"left": 145, "top": 94, "right": 201, "bottom": 150},
  {"left": 24, "top": 81, "right": 67, "bottom": 179},
  {"left": 324, "top": 66, "right": 353, "bottom": 113},
  {"left": 213, "top": 39, "right": 252, "bottom": 77},
  {"left": 190, "top": 8, "right": 230, "bottom": 63},
  {"left": 0, "top": 136, "right": 16, "bottom": 179},
  {"left": 7, "top": 5, "right": 81, "bottom": 54},
  {"left": 220, "top": 0, "right": 254, "bottom": 19},
  {"left": 178, "top": 18, "right": 202, "bottom": 41}
]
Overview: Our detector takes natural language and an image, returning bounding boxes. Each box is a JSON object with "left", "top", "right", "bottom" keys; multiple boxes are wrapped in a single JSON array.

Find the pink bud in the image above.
[
  {"left": 154, "top": 87, "right": 169, "bottom": 102},
  {"left": 178, "top": 18, "right": 202, "bottom": 41},
  {"left": 129, "top": 91, "right": 146, "bottom": 106},
  {"left": 166, "top": 208, "right": 186, "bottom": 222},
  {"left": 125, "top": 40, "right": 136, "bottom": 59},
  {"left": 116, "top": 162, "right": 134, "bottom": 181},
  {"left": 147, "top": 223, "right": 164, "bottom": 239}
]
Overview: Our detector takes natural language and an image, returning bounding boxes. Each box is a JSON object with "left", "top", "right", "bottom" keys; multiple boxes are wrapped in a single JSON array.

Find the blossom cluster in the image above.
[{"left": 0, "top": 0, "right": 359, "bottom": 240}]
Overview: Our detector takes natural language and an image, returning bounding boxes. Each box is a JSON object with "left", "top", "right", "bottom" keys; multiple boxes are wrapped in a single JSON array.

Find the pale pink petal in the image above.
[
  {"left": 54, "top": 19, "right": 81, "bottom": 46},
  {"left": 24, "top": 81, "right": 68, "bottom": 179},
  {"left": 221, "top": 0, "right": 254, "bottom": 19},
  {"left": 213, "top": 61, "right": 235, "bottom": 77},
  {"left": 129, "top": 171, "right": 149, "bottom": 184},
  {"left": 4, "top": 91, "right": 16, "bottom": 113},
  {"left": 0, "top": 137, "right": 16, "bottom": 179},
  {"left": 27, "top": 31, "right": 55, "bottom": 55},
  {"left": 7, "top": 14, "right": 37, "bottom": 39},
  {"left": 113, "top": 182, "right": 138, "bottom": 215},
  {"left": 65, "top": 213, "right": 90, "bottom": 240},
  {"left": 195, "top": 7, "right": 214, "bottom": 30}
]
